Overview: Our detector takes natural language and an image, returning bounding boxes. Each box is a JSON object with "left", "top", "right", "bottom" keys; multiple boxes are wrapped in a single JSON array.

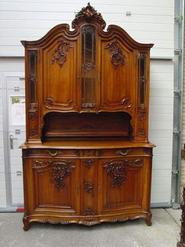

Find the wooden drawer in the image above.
[
  {"left": 23, "top": 149, "right": 79, "bottom": 158},
  {"left": 100, "top": 148, "right": 149, "bottom": 157}
]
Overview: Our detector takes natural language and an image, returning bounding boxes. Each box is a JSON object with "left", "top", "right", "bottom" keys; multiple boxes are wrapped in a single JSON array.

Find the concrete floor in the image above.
[{"left": 0, "top": 209, "right": 181, "bottom": 247}]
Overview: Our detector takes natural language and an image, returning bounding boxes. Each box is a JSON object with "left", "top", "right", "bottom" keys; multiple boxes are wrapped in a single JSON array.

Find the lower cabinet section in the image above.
[{"left": 22, "top": 147, "right": 152, "bottom": 230}]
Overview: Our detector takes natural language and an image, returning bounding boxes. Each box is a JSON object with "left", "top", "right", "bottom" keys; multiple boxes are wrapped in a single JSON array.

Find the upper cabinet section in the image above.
[{"left": 21, "top": 3, "right": 153, "bottom": 143}]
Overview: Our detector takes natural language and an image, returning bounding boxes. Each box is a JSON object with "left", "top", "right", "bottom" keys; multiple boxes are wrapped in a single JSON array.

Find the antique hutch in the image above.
[{"left": 21, "top": 3, "right": 154, "bottom": 230}]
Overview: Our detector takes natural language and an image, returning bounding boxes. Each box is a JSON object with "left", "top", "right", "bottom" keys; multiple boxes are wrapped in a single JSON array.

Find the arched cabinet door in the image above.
[
  {"left": 99, "top": 34, "right": 136, "bottom": 113},
  {"left": 43, "top": 34, "right": 80, "bottom": 112}
]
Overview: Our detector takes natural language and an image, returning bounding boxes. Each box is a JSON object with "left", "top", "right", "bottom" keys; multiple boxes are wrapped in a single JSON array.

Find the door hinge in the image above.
[
  {"left": 173, "top": 129, "right": 181, "bottom": 135},
  {"left": 174, "top": 49, "right": 182, "bottom": 55},
  {"left": 174, "top": 15, "right": 183, "bottom": 24},
  {"left": 174, "top": 89, "right": 182, "bottom": 96},
  {"left": 172, "top": 169, "right": 179, "bottom": 175}
]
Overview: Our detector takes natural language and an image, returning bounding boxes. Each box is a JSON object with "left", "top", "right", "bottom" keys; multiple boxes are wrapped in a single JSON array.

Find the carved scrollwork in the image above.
[
  {"left": 72, "top": 3, "right": 106, "bottom": 29},
  {"left": 51, "top": 40, "right": 72, "bottom": 67},
  {"left": 83, "top": 181, "right": 94, "bottom": 194},
  {"left": 105, "top": 41, "right": 125, "bottom": 67},
  {"left": 121, "top": 97, "right": 132, "bottom": 109},
  {"left": 32, "top": 160, "right": 52, "bottom": 169},
  {"left": 83, "top": 159, "right": 94, "bottom": 168},
  {"left": 83, "top": 208, "right": 96, "bottom": 216},
  {"left": 45, "top": 97, "right": 54, "bottom": 107},
  {"left": 104, "top": 159, "right": 143, "bottom": 187},
  {"left": 82, "top": 62, "right": 95, "bottom": 72}
]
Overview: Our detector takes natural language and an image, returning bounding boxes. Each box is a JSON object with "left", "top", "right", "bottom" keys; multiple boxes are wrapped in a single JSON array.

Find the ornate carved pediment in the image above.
[{"left": 72, "top": 3, "right": 106, "bottom": 29}]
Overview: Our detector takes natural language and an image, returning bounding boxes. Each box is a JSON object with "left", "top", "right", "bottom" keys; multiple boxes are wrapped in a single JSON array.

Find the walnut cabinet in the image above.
[{"left": 21, "top": 4, "right": 154, "bottom": 230}]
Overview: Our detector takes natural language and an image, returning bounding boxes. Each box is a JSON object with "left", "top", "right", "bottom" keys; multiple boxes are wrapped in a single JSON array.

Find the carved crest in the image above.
[
  {"left": 105, "top": 41, "right": 125, "bottom": 67},
  {"left": 72, "top": 3, "right": 106, "bottom": 29},
  {"left": 51, "top": 40, "right": 71, "bottom": 67}
]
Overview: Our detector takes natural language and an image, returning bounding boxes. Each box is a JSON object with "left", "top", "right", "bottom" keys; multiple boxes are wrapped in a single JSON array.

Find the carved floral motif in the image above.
[
  {"left": 104, "top": 160, "right": 127, "bottom": 187},
  {"left": 72, "top": 3, "right": 106, "bottom": 29},
  {"left": 52, "top": 161, "right": 75, "bottom": 189},
  {"left": 32, "top": 160, "right": 75, "bottom": 189},
  {"left": 51, "top": 40, "right": 71, "bottom": 67},
  {"left": 105, "top": 41, "right": 125, "bottom": 67},
  {"left": 104, "top": 159, "right": 143, "bottom": 187}
]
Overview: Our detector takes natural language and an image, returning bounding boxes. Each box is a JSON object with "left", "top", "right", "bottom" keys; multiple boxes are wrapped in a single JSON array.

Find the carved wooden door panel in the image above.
[
  {"left": 43, "top": 38, "right": 79, "bottom": 111},
  {"left": 29, "top": 158, "right": 80, "bottom": 214},
  {"left": 99, "top": 158, "right": 144, "bottom": 213},
  {"left": 100, "top": 39, "right": 136, "bottom": 113}
]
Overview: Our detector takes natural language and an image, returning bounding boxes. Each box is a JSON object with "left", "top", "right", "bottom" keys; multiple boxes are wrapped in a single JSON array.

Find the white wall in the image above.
[
  {"left": 0, "top": 0, "right": 174, "bottom": 207},
  {"left": 0, "top": 0, "right": 174, "bottom": 57},
  {"left": 149, "top": 60, "right": 174, "bottom": 205}
]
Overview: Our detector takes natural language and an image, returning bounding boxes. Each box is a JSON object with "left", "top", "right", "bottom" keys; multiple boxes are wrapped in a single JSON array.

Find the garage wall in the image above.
[
  {"left": 0, "top": 0, "right": 174, "bottom": 207},
  {"left": 0, "top": 0, "right": 174, "bottom": 58}
]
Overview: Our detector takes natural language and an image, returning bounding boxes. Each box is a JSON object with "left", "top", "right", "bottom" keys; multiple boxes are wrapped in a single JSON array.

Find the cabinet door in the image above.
[
  {"left": 99, "top": 158, "right": 145, "bottom": 213},
  {"left": 25, "top": 158, "right": 80, "bottom": 214},
  {"left": 100, "top": 39, "right": 136, "bottom": 112},
  {"left": 43, "top": 38, "right": 79, "bottom": 111}
]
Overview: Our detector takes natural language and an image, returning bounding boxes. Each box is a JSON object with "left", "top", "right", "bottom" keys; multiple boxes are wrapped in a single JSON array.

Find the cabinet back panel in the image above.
[{"left": 42, "top": 112, "right": 132, "bottom": 139}]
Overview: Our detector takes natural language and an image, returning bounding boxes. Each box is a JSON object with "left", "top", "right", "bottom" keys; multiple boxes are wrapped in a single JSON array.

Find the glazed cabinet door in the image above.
[
  {"left": 24, "top": 158, "right": 80, "bottom": 215},
  {"left": 100, "top": 39, "right": 136, "bottom": 112},
  {"left": 43, "top": 38, "right": 79, "bottom": 111},
  {"left": 99, "top": 158, "right": 146, "bottom": 213}
]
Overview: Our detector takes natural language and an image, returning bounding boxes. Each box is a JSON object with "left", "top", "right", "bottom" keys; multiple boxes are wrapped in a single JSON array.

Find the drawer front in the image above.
[
  {"left": 100, "top": 148, "right": 151, "bottom": 157},
  {"left": 23, "top": 149, "right": 79, "bottom": 158}
]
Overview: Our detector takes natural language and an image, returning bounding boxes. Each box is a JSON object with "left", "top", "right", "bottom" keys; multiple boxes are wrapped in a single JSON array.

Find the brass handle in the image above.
[
  {"left": 48, "top": 150, "right": 58, "bottom": 157},
  {"left": 116, "top": 149, "right": 129, "bottom": 156}
]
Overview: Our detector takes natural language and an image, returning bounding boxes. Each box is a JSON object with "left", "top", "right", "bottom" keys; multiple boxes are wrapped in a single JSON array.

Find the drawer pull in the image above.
[
  {"left": 117, "top": 150, "right": 129, "bottom": 156},
  {"left": 48, "top": 150, "right": 58, "bottom": 157}
]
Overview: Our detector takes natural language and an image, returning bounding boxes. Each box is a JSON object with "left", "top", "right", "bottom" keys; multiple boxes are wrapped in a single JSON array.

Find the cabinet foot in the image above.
[
  {"left": 145, "top": 213, "right": 152, "bottom": 226},
  {"left": 23, "top": 216, "right": 30, "bottom": 231}
]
